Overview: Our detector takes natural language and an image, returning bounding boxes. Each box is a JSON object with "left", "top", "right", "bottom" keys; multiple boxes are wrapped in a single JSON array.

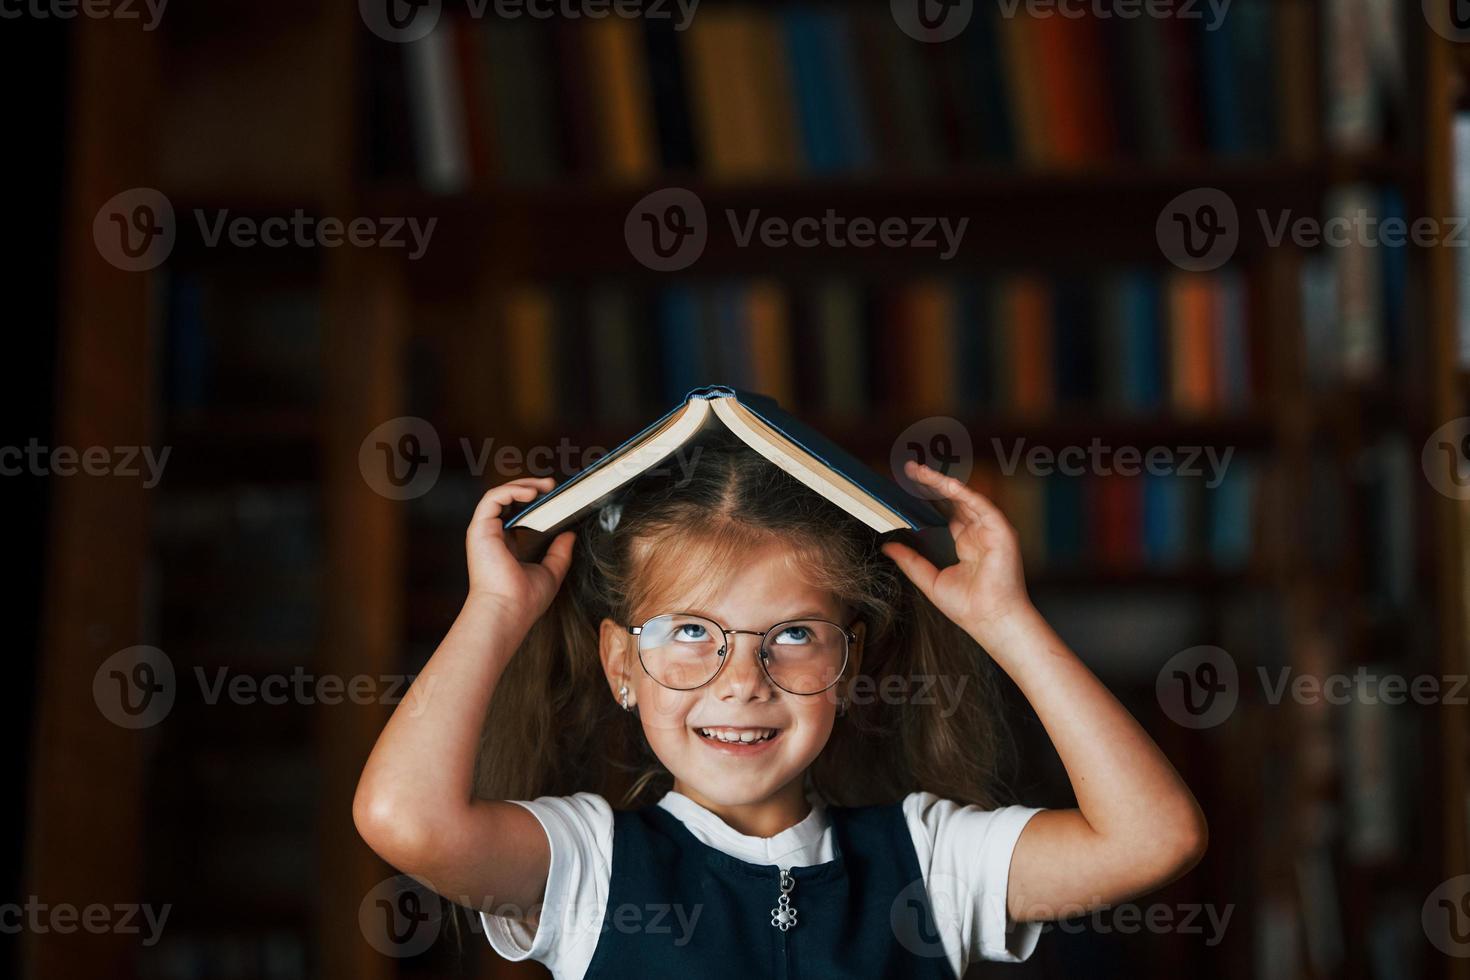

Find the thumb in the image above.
[
  {"left": 880, "top": 540, "right": 940, "bottom": 603},
  {"left": 539, "top": 530, "right": 576, "bottom": 586}
]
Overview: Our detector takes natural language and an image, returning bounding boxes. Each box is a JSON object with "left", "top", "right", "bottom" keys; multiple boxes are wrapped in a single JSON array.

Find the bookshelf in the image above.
[{"left": 32, "top": 3, "right": 1470, "bottom": 980}]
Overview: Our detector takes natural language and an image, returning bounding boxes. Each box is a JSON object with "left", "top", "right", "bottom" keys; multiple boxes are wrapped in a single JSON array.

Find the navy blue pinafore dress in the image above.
[{"left": 579, "top": 799, "right": 957, "bottom": 979}]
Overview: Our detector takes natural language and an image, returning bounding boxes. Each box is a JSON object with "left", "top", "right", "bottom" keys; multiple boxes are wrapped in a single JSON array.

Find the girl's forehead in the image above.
[{"left": 630, "top": 532, "right": 842, "bottom": 619}]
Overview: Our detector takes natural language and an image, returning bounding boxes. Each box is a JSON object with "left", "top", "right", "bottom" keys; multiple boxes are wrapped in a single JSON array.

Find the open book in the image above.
[{"left": 504, "top": 385, "right": 958, "bottom": 568}]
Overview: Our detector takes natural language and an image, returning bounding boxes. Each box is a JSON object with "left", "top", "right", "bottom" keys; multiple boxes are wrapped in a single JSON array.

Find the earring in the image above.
[
  {"left": 837, "top": 696, "right": 848, "bottom": 718},
  {"left": 619, "top": 684, "right": 630, "bottom": 711}
]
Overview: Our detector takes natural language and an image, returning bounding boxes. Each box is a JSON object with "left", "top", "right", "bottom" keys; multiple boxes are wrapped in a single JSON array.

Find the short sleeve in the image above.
[
  {"left": 903, "top": 791, "right": 1044, "bottom": 973},
  {"left": 478, "top": 791, "right": 613, "bottom": 977}
]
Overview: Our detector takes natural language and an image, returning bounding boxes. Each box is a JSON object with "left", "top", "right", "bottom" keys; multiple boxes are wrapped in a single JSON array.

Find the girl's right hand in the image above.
[{"left": 465, "top": 476, "right": 576, "bottom": 626}]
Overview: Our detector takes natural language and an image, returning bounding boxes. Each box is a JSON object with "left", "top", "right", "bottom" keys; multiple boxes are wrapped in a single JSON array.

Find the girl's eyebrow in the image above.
[{"left": 681, "top": 607, "right": 834, "bottom": 623}]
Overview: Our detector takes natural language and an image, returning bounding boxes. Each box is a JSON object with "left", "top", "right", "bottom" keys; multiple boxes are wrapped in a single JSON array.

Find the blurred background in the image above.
[{"left": 11, "top": 0, "right": 1470, "bottom": 978}]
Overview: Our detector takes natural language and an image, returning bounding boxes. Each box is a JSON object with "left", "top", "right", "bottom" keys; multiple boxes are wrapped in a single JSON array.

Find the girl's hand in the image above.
[
  {"left": 466, "top": 476, "right": 576, "bottom": 625},
  {"left": 880, "top": 459, "right": 1033, "bottom": 644}
]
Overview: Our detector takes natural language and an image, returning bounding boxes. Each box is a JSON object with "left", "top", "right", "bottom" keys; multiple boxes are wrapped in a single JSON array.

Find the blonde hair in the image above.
[{"left": 474, "top": 431, "right": 1015, "bottom": 810}]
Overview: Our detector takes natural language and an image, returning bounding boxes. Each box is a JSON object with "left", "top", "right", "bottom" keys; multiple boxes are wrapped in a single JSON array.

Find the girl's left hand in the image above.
[{"left": 880, "top": 459, "right": 1033, "bottom": 644}]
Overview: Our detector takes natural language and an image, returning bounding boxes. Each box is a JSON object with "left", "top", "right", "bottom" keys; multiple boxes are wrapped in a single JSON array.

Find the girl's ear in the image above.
[
  {"left": 849, "top": 620, "right": 865, "bottom": 678},
  {"left": 598, "top": 617, "right": 630, "bottom": 699}
]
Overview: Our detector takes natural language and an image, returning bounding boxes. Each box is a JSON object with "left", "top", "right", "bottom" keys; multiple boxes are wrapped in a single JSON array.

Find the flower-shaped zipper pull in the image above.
[{"left": 770, "top": 868, "right": 797, "bottom": 931}]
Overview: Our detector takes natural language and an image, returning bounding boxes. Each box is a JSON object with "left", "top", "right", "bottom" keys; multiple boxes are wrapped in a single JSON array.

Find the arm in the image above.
[
  {"left": 881, "top": 460, "right": 1208, "bottom": 923},
  {"left": 353, "top": 476, "right": 576, "bottom": 916}
]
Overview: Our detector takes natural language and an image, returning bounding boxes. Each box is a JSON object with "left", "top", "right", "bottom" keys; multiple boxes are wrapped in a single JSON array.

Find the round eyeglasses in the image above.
[{"left": 626, "top": 613, "right": 855, "bottom": 696}]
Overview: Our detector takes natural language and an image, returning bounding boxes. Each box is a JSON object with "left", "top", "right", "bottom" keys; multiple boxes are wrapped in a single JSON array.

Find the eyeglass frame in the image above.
[{"left": 624, "top": 612, "right": 859, "bottom": 695}]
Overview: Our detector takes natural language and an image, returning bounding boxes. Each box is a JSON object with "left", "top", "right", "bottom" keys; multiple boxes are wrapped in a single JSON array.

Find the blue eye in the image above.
[
  {"left": 675, "top": 624, "right": 709, "bottom": 641},
  {"left": 774, "top": 626, "right": 812, "bottom": 645}
]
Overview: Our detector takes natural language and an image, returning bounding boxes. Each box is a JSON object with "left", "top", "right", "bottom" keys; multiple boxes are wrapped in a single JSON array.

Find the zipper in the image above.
[
  {"left": 770, "top": 866, "right": 797, "bottom": 931},
  {"left": 771, "top": 866, "right": 795, "bottom": 979}
]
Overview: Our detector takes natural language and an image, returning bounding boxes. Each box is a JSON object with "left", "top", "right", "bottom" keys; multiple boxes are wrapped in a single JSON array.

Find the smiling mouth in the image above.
[{"left": 694, "top": 727, "right": 782, "bottom": 745}]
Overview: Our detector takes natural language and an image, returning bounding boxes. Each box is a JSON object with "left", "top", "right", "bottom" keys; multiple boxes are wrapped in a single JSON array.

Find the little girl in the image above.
[{"left": 355, "top": 431, "right": 1207, "bottom": 979}]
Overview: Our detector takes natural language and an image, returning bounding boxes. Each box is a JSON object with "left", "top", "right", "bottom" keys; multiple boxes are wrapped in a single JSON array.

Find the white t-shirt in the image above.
[{"left": 478, "top": 786, "right": 1044, "bottom": 979}]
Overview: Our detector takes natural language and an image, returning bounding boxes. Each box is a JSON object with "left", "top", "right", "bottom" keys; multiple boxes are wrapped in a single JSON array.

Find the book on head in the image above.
[{"left": 504, "top": 384, "right": 959, "bottom": 568}]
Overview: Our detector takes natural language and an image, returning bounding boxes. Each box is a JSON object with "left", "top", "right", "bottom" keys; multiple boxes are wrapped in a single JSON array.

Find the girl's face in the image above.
[{"left": 600, "top": 540, "right": 863, "bottom": 812}]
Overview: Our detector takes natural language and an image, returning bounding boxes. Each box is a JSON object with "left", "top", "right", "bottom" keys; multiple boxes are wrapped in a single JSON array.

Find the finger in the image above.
[
  {"left": 539, "top": 529, "right": 577, "bottom": 584},
  {"left": 906, "top": 460, "right": 1008, "bottom": 531},
  {"left": 880, "top": 540, "right": 940, "bottom": 601},
  {"left": 469, "top": 480, "right": 547, "bottom": 530}
]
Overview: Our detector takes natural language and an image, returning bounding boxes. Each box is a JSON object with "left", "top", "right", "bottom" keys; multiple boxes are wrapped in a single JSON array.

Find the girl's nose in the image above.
[{"left": 715, "top": 633, "right": 774, "bottom": 699}]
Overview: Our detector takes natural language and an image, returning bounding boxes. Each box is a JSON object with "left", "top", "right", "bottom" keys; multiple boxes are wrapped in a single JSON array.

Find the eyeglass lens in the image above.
[{"left": 637, "top": 614, "right": 847, "bottom": 694}]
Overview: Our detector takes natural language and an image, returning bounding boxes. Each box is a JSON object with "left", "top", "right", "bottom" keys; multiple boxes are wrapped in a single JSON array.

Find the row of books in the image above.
[
  {"left": 1297, "top": 184, "right": 1412, "bottom": 384},
  {"left": 424, "top": 270, "right": 1258, "bottom": 432},
  {"left": 375, "top": 0, "right": 1402, "bottom": 191},
  {"left": 973, "top": 462, "right": 1261, "bottom": 574}
]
